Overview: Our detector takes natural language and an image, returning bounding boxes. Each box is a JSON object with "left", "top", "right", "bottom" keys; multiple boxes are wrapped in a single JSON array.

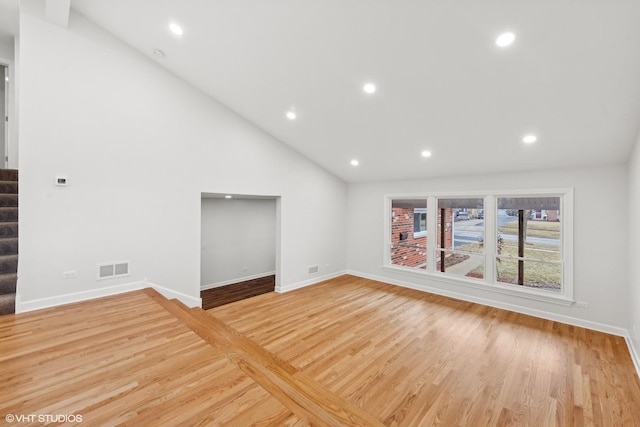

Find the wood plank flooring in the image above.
[
  {"left": 0, "top": 290, "right": 302, "bottom": 426},
  {"left": 1, "top": 275, "right": 639, "bottom": 425},
  {"left": 148, "top": 289, "right": 382, "bottom": 426},
  {"left": 209, "top": 275, "right": 640, "bottom": 426},
  {"left": 201, "top": 275, "right": 275, "bottom": 310}
]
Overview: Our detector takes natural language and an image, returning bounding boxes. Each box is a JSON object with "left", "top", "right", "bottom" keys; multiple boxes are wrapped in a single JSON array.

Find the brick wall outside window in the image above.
[
  {"left": 390, "top": 208, "right": 453, "bottom": 268},
  {"left": 391, "top": 207, "right": 426, "bottom": 267}
]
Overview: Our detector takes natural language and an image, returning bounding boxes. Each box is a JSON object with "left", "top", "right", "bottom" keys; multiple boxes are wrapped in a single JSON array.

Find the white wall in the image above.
[
  {"left": 0, "top": 37, "right": 13, "bottom": 59},
  {"left": 347, "top": 164, "right": 629, "bottom": 331},
  {"left": 629, "top": 133, "right": 640, "bottom": 355},
  {"left": 0, "top": 66, "right": 4, "bottom": 164},
  {"left": 0, "top": 35, "right": 17, "bottom": 169},
  {"left": 201, "top": 198, "right": 276, "bottom": 288},
  {"left": 17, "top": 2, "right": 347, "bottom": 307}
]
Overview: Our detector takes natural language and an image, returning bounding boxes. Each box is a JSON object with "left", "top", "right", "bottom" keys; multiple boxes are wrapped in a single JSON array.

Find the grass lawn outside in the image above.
[
  {"left": 500, "top": 241, "right": 561, "bottom": 261},
  {"left": 496, "top": 245, "right": 561, "bottom": 291},
  {"left": 391, "top": 240, "right": 562, "bottom": 291},
  {"left": 498, "top": 220, "right": 561, "bottom": 239},
  {"left": 464, "top": 242, "right": 561, "bottom": 291}
]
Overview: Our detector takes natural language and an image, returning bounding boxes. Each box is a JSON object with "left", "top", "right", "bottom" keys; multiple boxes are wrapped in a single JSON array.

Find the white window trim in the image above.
[{"left": 383, "top": 189, "right": 574, "bottom": 306}]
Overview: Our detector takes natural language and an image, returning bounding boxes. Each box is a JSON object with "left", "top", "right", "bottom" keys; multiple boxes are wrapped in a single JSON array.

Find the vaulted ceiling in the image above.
[{"left": 16, "top": 1, "right": 640, "bottom": 181}]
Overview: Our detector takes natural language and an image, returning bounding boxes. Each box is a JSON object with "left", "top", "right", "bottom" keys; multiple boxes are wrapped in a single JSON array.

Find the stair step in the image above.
[
  {"left": 0, "top": 181, "right": 18, "bottom": 194},
  {"left": 0, "top": 273, "right": 16, "bottom": 294},
  {"left": 0, "top": 254, "right": 18, "bottom": 275},
  {"left": 0, "top": 238, "right": 18, "bottom": 256},
  {"left": 0, "top": 195, "right": 17, "bottom": 208},
  {"left": 0, "top": 207, "right": 18, "bottom": 222},
  {"left": 0, "top": 293, "right": 15, "bottom": 315},
  {"left": 0, "top": 222, "right": 17, "bottom": 239},
  {"left": 0, "top": 169, "right": 18, "bottom": 182},
  {"left": 0, "top": 170, "right": 18, "bottom": 316}
]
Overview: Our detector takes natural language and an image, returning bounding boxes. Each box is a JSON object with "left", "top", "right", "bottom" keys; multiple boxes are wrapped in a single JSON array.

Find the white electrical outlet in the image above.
[
  {"left": 576, "top": 301, "right": 589, "bottom": 308},
  {"left": 62, "top": 270, "right": 77, "bottom": 279}
]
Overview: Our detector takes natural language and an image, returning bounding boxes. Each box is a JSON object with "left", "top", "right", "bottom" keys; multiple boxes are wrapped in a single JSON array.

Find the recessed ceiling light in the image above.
[
  {"left": 225, "top": 195, "right": 232, "bottom": 199},
  {"left": 350, "top": 159, "right": 359, "bottom": 166},
  {"left": 496, "top": 32, "right": 516, "bottom": 47},
  {"left": 363, "top": 83, "right": 376, "bottom": 94},
  {"left": 522, "top": 134, "right": 537, "bottom": 144},
  {"left": 169, "top": 22, "right": 183, "bottom": 36},
  {"left": 286, "top": 111, "right": 296, "bottom": 120},
  {"left": 421, "top": 150, "right": 432, "bottom": 158}
]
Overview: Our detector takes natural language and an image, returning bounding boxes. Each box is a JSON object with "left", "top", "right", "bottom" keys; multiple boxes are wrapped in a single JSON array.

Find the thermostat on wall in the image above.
[{"left": 55, "top": 176, "right": 68, "bottom": 186}]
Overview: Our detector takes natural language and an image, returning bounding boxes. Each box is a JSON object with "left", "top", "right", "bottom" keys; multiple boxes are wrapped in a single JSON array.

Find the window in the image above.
[
  {"left": 413, "top": 208, "right": 426, "bottom": 237},
  {"left": 385, "top": 190, "right": 573, "bottom": 304},
  {"left": 436, "top": 198, "right": 484, "bottom": 279},
  {"left": 496, "top": 197, "right": 561, "bottom": 292},
  {"left": 390, "top": 199, "right": 427, "bottom": 269}
]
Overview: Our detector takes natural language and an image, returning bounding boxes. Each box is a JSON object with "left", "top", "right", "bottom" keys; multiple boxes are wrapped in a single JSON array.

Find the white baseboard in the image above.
[
  {"left": 150, "top": 283, "right": 202, "bottom": 308},
  {"left": 276, "top": 270, "right": 347, "bottom": 293},
  {"left": 17, "top": 280, "right": 202, "bottom": 313},
  {"left": 351, "top": 270, "right": 640, "bottom": 379},
  {"left": 347, "top": 270, "right": 629, "bottom": 338},
  {"left": 626, "top": 334, "right": 640, "bottom": 380},
  {"left": 201, "top": 271, "right": 276, "bottom": 291},
  {"left": 17, "top": 281, "right": 148, "bottom": 313}
]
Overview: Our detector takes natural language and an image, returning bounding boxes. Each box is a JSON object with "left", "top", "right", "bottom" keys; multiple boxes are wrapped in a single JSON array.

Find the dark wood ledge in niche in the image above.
[{"left": 201, "top": 274, "right": 275, "bottom": 309}]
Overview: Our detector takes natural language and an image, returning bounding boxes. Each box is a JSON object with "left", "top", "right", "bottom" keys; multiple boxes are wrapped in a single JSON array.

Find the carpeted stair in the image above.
[{"left": 0, "top": 169, "right": 17, "bottom": 315}]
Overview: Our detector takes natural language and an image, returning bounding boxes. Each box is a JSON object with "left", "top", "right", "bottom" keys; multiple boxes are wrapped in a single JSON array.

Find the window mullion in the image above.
[
  {"left": 484, "top": 195, "right": 496, "bottom": 283},
  {"left": 426, "top": 196, "right": 437, "bottom": 272}
]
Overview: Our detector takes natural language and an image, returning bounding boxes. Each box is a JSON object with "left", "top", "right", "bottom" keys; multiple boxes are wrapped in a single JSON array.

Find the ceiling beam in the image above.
[{"left": 45, "top": 0, "right": 70, "bottom": 28}]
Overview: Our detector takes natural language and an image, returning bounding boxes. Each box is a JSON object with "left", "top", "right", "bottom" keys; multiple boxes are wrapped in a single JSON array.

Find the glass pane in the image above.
[
  {"left": 436, "top": 250, "right": 484, "bottom": 279},
  {"left": 496, "top": 258, "right": 561, "bottom": 292},
  {"left": 496, "top": 197, "right": 561, "bottom": 262},
  {"left": 437, "top": 199, "right": 484, "bottom": 254},
  {"left": 391, "top": 199, "right": 427, "bottom": 268}
]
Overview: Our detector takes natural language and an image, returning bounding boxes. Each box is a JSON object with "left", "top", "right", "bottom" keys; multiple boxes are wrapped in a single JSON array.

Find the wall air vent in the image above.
[{"left": 97, "top": 261, "right": 130, "bottom": 280}]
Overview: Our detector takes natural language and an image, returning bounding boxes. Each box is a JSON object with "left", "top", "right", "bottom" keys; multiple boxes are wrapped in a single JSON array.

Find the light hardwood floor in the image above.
[
  {"left": 1, "top": 275, "right": 639, "bottom": 425},
  {"left": 0, "top": 291, "right": 303, "bottom": 426},
  {"left": 209, "top": 275, "right": 640, "bottom": 426}
]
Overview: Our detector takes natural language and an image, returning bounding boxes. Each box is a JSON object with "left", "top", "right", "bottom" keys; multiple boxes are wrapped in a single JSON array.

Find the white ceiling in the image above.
[{"left": 35, "top": 2, "right": 640, "bottom": 181}]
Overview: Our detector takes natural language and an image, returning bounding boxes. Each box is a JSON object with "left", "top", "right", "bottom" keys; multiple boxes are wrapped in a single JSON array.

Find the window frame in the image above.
[{"left": 383, "top": 189, "right": 574, "bottom": 306}]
